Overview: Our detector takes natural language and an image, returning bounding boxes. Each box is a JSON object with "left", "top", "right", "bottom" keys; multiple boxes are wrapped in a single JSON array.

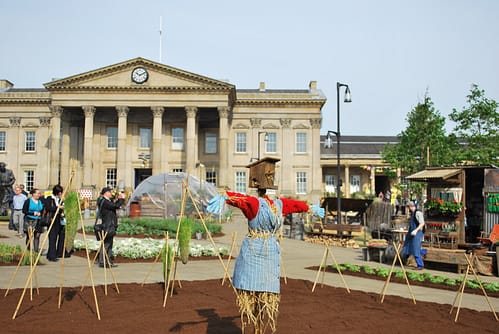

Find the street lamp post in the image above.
[{"left": 324, "top": 82, "right": 351, "bottom": 224}]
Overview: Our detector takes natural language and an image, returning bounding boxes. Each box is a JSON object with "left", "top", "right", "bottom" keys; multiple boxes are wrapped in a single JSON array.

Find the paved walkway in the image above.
[{"left": 0, "top": 218, "right": 498, "bottom": 313}]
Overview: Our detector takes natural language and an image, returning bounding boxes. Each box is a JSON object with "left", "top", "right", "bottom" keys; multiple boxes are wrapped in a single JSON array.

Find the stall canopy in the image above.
[{"left": 406, "top": 168, "right": 461, "bottom": 181}]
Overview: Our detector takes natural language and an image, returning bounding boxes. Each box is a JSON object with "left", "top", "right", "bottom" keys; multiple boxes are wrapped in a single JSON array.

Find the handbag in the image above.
[{"left": 40, "top": 210, "right": 50, "bottom": 227}]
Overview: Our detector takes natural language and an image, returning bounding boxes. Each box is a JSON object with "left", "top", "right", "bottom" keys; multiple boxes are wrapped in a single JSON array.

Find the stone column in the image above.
[
  {"left": 310, "top": 118, "right": 322, "bottom": 203},
  {"left": 344, "top": 164, "right": 350, "bottom": 198},
  {"left": 49, "top": 106, "right": 62, "bottom": 186},
  {"left": 39, "top": 116, "right": 52, "bottom": 187},
  {"left": 370, "top": 166, "right": 376, "bottom": 196},
  {"left": 82, "top": 106, "right": 96, "bottom": 187},
  {"left": 280, "top": 118, "right": 292, "bottom": 196},
  {"left": 8, "top": 117, "right": 21, "bottom": 181},
  {"left": 116, "top": 106, "right": 129, "bottom": 187},
  {"left": 218, "top": 106, "right": 230, "bottom": 188},
  {"left": 151, "top": 106, "right": 164, "bottom": 175},
  {"left": 185, "top": 106, "right": 197, "bottom": 174}
]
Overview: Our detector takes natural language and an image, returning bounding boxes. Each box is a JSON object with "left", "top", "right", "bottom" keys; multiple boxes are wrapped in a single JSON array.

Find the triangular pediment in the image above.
[{"left": 44, "top": 57, "right": 235, "bottom": 92}]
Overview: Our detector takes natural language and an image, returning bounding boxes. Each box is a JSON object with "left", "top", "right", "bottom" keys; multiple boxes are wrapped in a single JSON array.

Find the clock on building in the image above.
[{"left": 131, "top": 67, "right": 149, "bottom": 84}]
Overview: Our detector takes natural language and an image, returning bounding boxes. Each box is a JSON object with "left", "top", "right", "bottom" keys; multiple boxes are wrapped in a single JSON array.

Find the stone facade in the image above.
[{"left": 0, "top": 57, "right": 344, "bottom": 203}]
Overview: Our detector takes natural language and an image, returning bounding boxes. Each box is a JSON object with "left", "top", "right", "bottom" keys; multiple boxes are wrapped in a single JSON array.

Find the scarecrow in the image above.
[{"left": 208, "top": 158, "right": 323, "bottom": 333}]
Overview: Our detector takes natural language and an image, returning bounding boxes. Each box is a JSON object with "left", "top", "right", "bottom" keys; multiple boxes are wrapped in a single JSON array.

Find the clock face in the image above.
[{"left": 131, "top": 67, "right": 148, "bottom": 84}]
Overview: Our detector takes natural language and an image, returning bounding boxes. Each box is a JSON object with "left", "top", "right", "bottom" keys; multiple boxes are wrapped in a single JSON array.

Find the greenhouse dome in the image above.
[{"left": 127, "top": 172, "right": 221, "bottom": 219}]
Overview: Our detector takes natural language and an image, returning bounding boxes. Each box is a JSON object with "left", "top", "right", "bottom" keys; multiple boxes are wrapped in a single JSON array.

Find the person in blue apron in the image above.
[
  {"left": 210, "top": 188, "right": 314, "bottom": 333},
  {"left": 402, "top": 201, "right": 425, "bottom": 270}
]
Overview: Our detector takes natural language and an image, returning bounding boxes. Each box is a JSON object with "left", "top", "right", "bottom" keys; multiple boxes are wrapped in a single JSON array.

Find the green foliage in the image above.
[
  {"left": 64, "top": 192, "right": 80, "bottom": 253},
  {"left": 375, "top": 267, "right": 389, "bottom": 278},
  {"left": 161, "top": 243, "right": 174, "bottom": 283},
  {"left": 429, "top": 275, "right": 447, "bottom": 284},
  {"left": 115, "top": 217, "right": 221, "bottom": 238},
  {"left": 178, "top": 218, "right": 192, "bottom": 264},
  {"left": 393, "top": 269, "right": 405, "bottom": 279},
  {"left": 450, "top": 84, "right": 499, "bottom": 166},
  {"left": 444, "top": 278, "right": 457, "bottom": 286},
  {"left": 0, "top": 243, "right": 22, "bottom": 263},
  {"left": 382, "top": 94, "right": 461, "bottom": 174},
  {"left": 407, "top": 271, "right": 425, "bottom": 282},
  {"left": 343, "top": 263, "right": 361, "bottom": 272},
  {"left": 361, "top": 265, "right": 376, "bottom": 275}
]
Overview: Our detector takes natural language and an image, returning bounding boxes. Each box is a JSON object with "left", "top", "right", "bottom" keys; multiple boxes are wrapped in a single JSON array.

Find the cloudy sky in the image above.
[{"left": 1, "top": 0, "right": 498, "bottom": 135}]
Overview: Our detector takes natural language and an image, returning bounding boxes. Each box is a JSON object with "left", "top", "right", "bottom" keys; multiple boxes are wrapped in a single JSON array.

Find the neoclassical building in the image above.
[{"left": 0, "top": 57, "right": 330, "bottom": 202}]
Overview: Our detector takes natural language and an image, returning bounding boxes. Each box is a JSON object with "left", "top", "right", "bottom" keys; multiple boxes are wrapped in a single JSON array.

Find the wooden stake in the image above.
[
  {"left": 221, "top": 232, "right": 237, "bottom": 286},
  {"left": 379, "top": 241, "right": 416, "bottom": 304},
  {"left": 450, "top": 253, "right": 498, "bottom": 322},
  {"left": 312, "top": 241, "right": 350, "bottom": 293}
]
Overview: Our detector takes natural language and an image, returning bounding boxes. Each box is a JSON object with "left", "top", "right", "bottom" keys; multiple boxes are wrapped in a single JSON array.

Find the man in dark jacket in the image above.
[{"left": 97, "top": 187, "right": 125, "bottom": 267}]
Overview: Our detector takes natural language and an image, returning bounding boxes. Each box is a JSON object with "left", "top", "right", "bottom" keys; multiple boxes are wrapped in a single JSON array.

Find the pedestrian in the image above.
[
  {"left": 45, "top": 185, "right": 66, "bottom": 262},
  {"left": 402, "top": 201, "right": 425, "bottom": 270},
  {"left": 11, "top": 185, "right": 27, "bottom": 238},
  {"left": 22, "top": 188, "right": 45, "bottom": 253},
  {"left": 19, "top": 184, "right": 28, "bottom": 196},
  {"left": 97, "top": 187, "right": 125, "bottom": 268}
]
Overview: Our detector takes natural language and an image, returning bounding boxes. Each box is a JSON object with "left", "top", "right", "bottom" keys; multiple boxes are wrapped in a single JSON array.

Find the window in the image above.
[
  {"left": 296, "top": 132, "right": 306, "bottom": 153},
  {"left": 350, "top": 175, "right": 361, "bottom": 193},
  {"left": 106, "top": 168, "right": 117, "bottom": 188},
  {"left": 265, "top": 132, "right": 277, "bottom": 153},
  {"left": 206, "top": 170, "right": 217, "bottom": 185},
  {"left": 325, "top": 175, "right": 336, "bottom": 194},
  {"left": 172, "top": 168, "right": 183, "bottom": 173},
  {"left": 172, "top": 127, "right": 184, "bottom": 150},
  {"left": 205, "top": 132, "right": 217, "bottom": 154},
  {"left": 25, "top": 131, "right": 36, "bottom": 152},
  {"left": 235, "top": 132, "right": 246, "bottom": 153},
  {"left": 139, "top": 128, "right": 151, "bottom": 148},
  {"left": 235, "top": 171, "right": 247, "bottom": 193},
  {"left": 107, "top": 127, "right": 118, "bottom": 148},
  {"left": 0, "top": 131, "right": 5, "bottom": 151},
  {"left": 296, "top": 172, "right": 307, "bottom": 194},
  {"left": 24, "top": 170, "right": 34, "bottom": 191}
]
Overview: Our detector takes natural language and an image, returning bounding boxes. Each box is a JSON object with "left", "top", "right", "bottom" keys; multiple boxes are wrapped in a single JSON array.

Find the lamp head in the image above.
[{"left": 344, "top": 86, "right": 352, "bottom": 103}]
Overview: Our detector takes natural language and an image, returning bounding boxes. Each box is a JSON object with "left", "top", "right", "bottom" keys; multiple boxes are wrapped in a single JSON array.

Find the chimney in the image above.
[
  {"left": 0, "top": 80, "right": 14, "bottom": 90},
  {"left": 259, "top": 82, "right": 266, "bottom": 92},
  {"left": 309, "top": 80, "right": 317, "bottom": 91}
]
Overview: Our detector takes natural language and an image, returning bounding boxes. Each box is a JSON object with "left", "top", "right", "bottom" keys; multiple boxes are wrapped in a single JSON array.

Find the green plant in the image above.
[
  {"left": 425, "top": 198, "right": 462, "bottom": 216},
  {"left": 178, "top": 218, "right": 192, "bottom": 264},
  {"left": 64, "top": 191, "right": 80, "bottom": 253}
]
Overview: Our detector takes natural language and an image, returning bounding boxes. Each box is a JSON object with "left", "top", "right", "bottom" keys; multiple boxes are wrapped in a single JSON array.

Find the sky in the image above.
[{"left": 1, "top": 0, "right": 498, "bottom": 136}]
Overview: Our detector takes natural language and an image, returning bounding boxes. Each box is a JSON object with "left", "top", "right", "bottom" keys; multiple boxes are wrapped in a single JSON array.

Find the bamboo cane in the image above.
[
  {"left": 312, "top": 246, "right": 329, "bottom": 292},
  {"left": 185, "top": 184, "right": 235, "bottom": 291},
  {"left": 221, "top": 232, "right": 237, "bottom": 286},
  {"left": 380, "top": 241, "right": 415, "bottom": 304},
  {"left": 75, "top": 192, "right": 101, "bottom": 320},
  {"left": 13, "top": 169, "right": 75, "bottom": 319},
  {"left": 57, "top": 238, "right": 66, "bottom": 308},
  {"left": 4, "top": 240, "right": 30, "bottom": 297},
  {"left": 140, "top": 233, "right": 166, "bottom": 286},
  {"left": 451, "top": 253, "right": 498, "bottom": 322}
]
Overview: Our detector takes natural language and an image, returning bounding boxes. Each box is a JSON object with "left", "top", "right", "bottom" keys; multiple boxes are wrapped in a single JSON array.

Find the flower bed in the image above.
[
  {"left": 307, "top": 263, "right": 499, "bottom": 297},
  {"left": 73, "top": 238, "right": 229, "bottom": 260}
]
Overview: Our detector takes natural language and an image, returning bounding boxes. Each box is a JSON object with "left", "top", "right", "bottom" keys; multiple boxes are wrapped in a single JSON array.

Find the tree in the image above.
[
  {"left": 449, "top": 84, "right": 499, "bottom": 166},
  {"left": 382, "top": 94, "right": 460, "bottom": 174}
]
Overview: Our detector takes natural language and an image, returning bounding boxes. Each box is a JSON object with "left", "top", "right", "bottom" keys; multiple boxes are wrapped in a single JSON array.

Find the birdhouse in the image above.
[{"left": 246, "top": 157, "right": 280, "bottom": 189}]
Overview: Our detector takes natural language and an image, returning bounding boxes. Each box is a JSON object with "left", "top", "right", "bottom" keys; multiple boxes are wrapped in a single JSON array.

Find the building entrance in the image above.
[{"left": 134, "top": 168, "right": 152, "bottom": 188}]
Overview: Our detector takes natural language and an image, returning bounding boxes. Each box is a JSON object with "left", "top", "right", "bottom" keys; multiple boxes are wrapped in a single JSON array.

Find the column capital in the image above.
[
  {"left": 217, "top": 106, "right": 230, "bottom": 118},
  {"left": 280, "top": 118, "right": 291, "bottom": 128},
  {"left": 151, "top": 106, "right": 165, "bottom": 117},
  {"left": 50, "top": 105, "right": 63, "bottom": 118},
  {"left": 82, "top": 105, "right": 96, "bottom": 118},
  {"left": 39, "top": 117, "right": 51, "bottom": 127},
  {"left": 116, "top": 105, "right": 129, "bottom": 118},
  {"left": 9, "top": 117, "right": 21, "bottom": 127},
  {"left": 185, "top": 106, "right": 198, "bottom": 118},
  {"left": 250, "top": 118, "right": 261, "bottom": 128},
  {"left": 310, "top": 118, "right": 322, "bottom": 129}
]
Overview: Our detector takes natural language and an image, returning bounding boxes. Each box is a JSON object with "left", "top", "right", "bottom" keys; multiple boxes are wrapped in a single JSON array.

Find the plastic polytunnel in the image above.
[{"left": 127, "top": 172, "right": 224, "bottom": 219}]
